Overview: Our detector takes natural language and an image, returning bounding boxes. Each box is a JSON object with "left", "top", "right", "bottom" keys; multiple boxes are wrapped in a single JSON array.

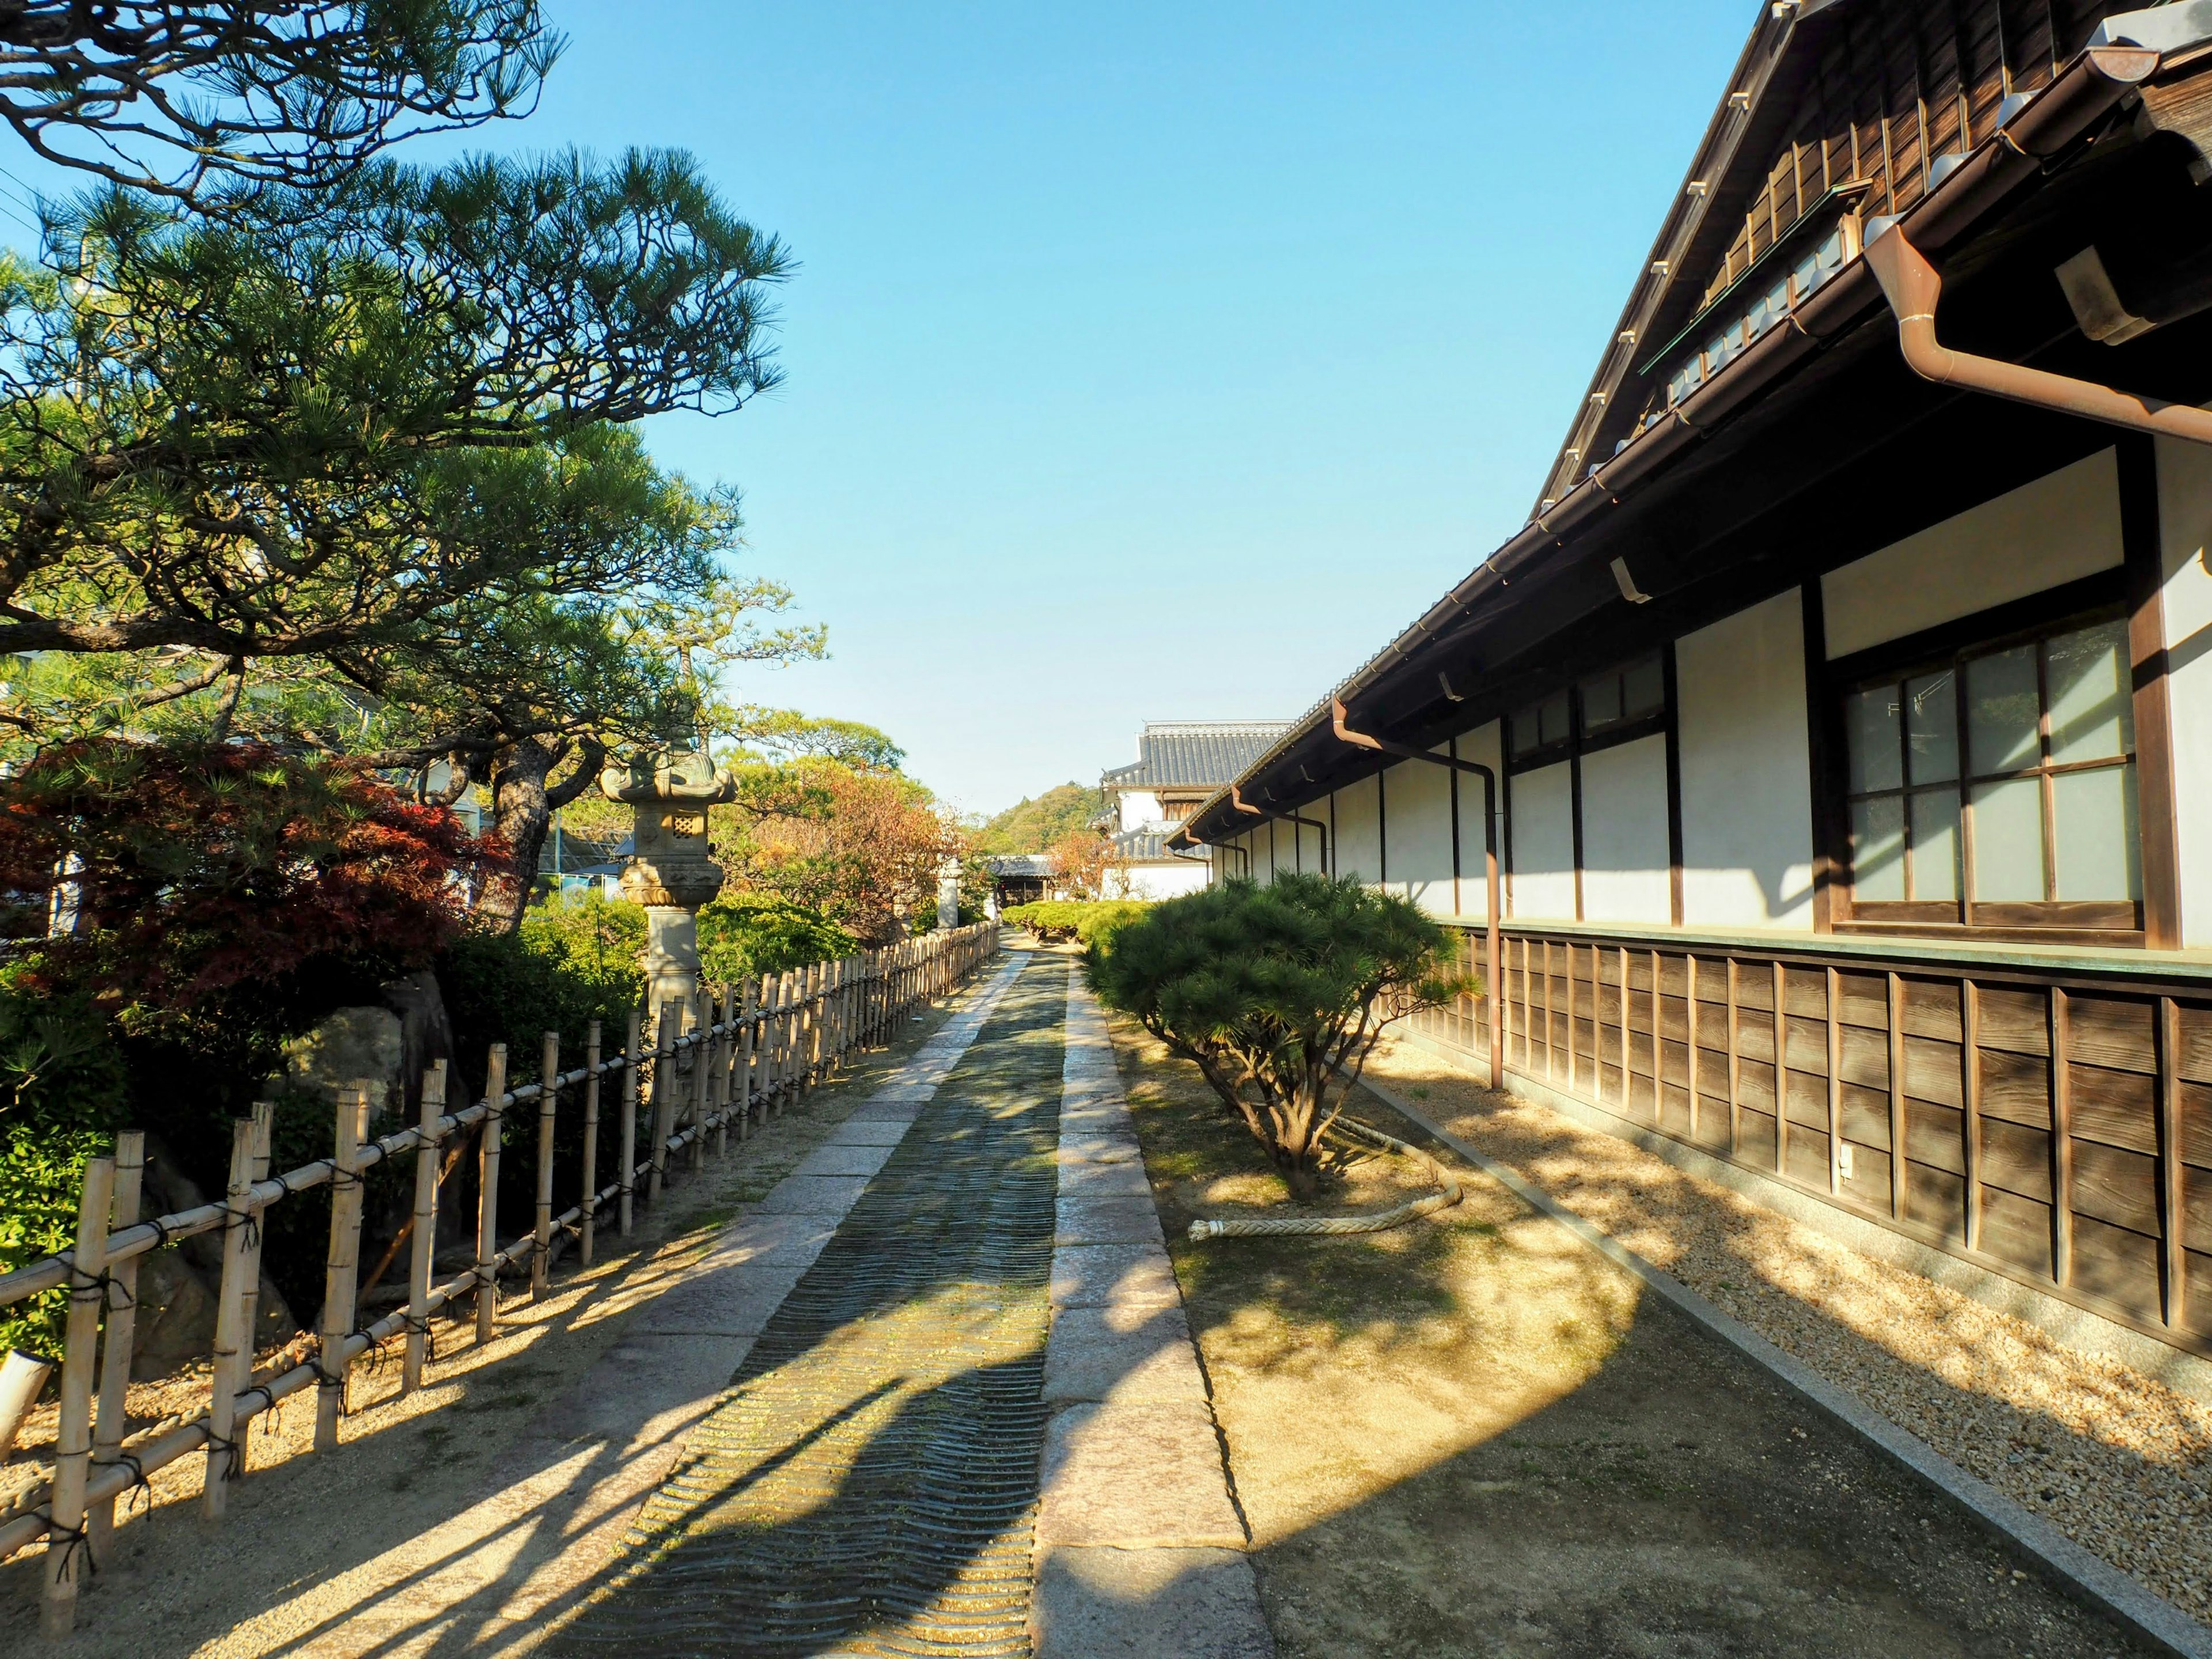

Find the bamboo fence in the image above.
[{"left": 0, "top": 921, "right": 999, "bottom": 1635}]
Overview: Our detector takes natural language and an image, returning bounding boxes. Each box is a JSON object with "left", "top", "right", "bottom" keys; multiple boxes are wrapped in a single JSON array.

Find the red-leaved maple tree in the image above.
[{"left": 0, "top": 741, "right": 506, "bottom": 1008}]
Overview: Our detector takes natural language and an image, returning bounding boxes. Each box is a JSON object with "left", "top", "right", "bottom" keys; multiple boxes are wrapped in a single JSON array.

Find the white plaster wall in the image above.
[
  {"left": 1451, "top": 721, "right": 1505, "bottom": 921},
  {"left": 1116, "top": 789, "right": 1161, "bottom": 831},
  {"left": 1335, "top": 777, "right": 1382, "bottom": 885},
  {"left": 1579, "top": 734, "right": 1672, "bottom": 924},
  {"left": 1383, "top": 754, "right": 1456, "bottom": 914},
  {"left": 2159, "top": 437, "right": 2212, "bottom": 948},
  {"left": 1509, "top": 760, "right": 1576, "bottom": 920},
  {"left": 1822, "top": 449, "right": 2124, "bottom": 659},
  {"left": 1122, "top": 860, "right": 1210, "bottom": 901},
  {"left": 1283, "top": 816, "right": 1325, "bottom": 875},
  {"left": 1676, "top": 592, "right": 1818, "bottom": 930}
]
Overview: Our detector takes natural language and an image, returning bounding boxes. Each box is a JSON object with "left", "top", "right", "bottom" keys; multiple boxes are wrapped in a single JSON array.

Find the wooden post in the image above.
[
  {"left": 476, "top": 1045, "right": 507, "bottom": 1346},
  {"left": 1725, "top": 959, "right": 1742, "bottom": 1155},
  {"left": 1773, "top": 961, "right": 1790, "bottom": 1176},
  {"left": 808, "top": 963, "right": 826, "bottom": 1086},
  {"left": 316, "top": 1085, "right": 370, "bottom": 1452},
  {"left": 403, "top": 1061, "right": 445, "bottom": 1392},
  {"left": 689, "top": 987, "right": 710, "bottom": 1171},
  {"left": 1963, "top": 979, "right": 1984, "bottom": 1252},
  {"left": 709, "top": 990, "right": 729, "bottom": 1160},
  {"left": 648, "top": 998, "right": 680, "bottom": 1200},
  {"left": 233, "top": 1101, "right": 273, "bottom": 1480},
  {"left": 2051, "top": 987, "right": 2075, "bottom": 1288},
  {"left": 2163, "top": 996, "right": 2186, "bottom": 1330},
  {"left": 738, "top": 979, "right": 757, "bottom": 1142},
  {"left": 579, "top": 1021, "right": 603, "bottom": 1268},
  {"left": 42, "top": 1155, "right": 113, "bottom": 1638},
  {"left": 202, "top": 1119, "right": 256, "bottom": 1518},
  {"left": 532, "top": 1031, "right": 559, "bottom": 1300},
  {"left": 1887, "top": 972, "right": 1908, "bottom": 1220},
  {"left": 86, "top": 1131, "right": 143, "bottom": 1560},
  {"left": 1825, "top": 967, "right": 1844, "bottom": 1197},
  {"left": 618, "top": 1009, "right": 641, "bottom": 1236}
]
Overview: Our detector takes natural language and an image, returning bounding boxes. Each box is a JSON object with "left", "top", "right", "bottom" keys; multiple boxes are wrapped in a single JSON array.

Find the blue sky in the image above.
[{"left": 3, "top": 1, "right": 1758, "bottom": 817}]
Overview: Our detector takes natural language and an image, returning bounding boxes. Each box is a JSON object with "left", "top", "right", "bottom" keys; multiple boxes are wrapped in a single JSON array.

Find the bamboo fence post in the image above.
[
  {"left": 533, "top": 1031, "right": 559, "bottom": 1300},
  {"left": 777, "top": 971, "right": 797, "bottom": 1112},
  {"left": 738, "top": 979, "right": 758, "bottom": 1139},
  {"left": 233, "top": 1101, "right": 273, "bottom": 1478},
  {"left": 618, "top": 1009, "right": 641, "bottom": 1234},
  {"left": 709, "top": 988, "right": 729, "bottom": 1160},
  {"left": 579, "top": 1020, "right": 603, "bottom": 1268},
  {"left": 86, "top": 1131, "right": 143, "bottom": 1561},
  {"left": 476, "top": 1046, "right": 507, "bottom": 1346},
  {"left": 807, "top": 964, "right": 826, "bottom": 1088},
  {"left": 688, "top": 987, "right": 710, "bottom": 1171},
  {"left": 315, "top": 1085, "right": 370, "bottom": 1453},
  {"left": 42, "top": 1154, "right": 113, "bottom": 1637},
  {"left": 648, "top": 998, "right": 680, "bottom": 1201},
  {"left": 403, "top": 1061, "right": 446, "bottom": 1392},
  {"left": 201, "top": 1118, "right": 257, "bottom": 1519},
  {"left": 759, "top": 974, "right": 780, "bottom": 1118}
]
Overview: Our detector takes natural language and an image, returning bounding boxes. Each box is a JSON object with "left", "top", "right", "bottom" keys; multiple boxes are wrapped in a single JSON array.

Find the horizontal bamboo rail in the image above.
[{"left": 0, "top": 921, "right": 999, "bottom": 1632}]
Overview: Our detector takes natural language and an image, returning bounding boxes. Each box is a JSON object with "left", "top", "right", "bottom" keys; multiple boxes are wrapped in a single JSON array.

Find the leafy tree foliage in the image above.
[
  {"left": 1047, "top": 827, "right": 1119, "bottom": 900},
  {"left": 971, "top": 782, "right": 1104, "bottom": 854},
  {"left": 715, "top": 756, "right": 964, "bottom": 948},
  {"left": 0, "top": 1, "right": 558, "bottom": 206},
  {"left": 0, "top": 738, "right": 500, "bottom": 1009},
  {"left": 698, "top": 892, "right": 856, "bottom": 984},
  {"left": 1091, "top": 875, "right": 1463, "bottom": 1200}
]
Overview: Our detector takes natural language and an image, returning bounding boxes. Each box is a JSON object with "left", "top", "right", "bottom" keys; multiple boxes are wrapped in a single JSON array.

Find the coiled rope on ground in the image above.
[{"left": 1187, "top": 1113, "right": 1463, "bottom": 1240}]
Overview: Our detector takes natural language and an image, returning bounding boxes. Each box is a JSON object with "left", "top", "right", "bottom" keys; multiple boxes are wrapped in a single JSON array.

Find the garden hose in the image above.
[{"left": 1187, "top": 1115, "right": 1463, "bottom": 1240}]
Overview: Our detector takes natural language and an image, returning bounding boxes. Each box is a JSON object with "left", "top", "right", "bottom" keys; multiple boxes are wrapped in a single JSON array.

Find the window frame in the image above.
[{"left": 1826, "top": 578, "right": 2145, "bottom": 942}]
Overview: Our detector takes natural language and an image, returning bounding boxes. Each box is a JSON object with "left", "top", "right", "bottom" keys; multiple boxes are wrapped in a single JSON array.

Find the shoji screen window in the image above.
[{"left": 1842, "top": 617, "right": 2139, "bottom": 931}]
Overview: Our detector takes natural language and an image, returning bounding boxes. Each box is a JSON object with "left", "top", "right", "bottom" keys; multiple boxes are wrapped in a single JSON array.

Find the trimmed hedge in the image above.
[{"left": 1002, "top": 899, "right": 1152, "bottom": 947}]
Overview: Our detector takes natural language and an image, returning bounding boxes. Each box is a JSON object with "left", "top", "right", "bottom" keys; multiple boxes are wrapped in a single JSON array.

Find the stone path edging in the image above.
[
  {"left": 1031, "top": 965, "right": 1274, "bottom": 1658},
  {"left": 1359, "top": 1073, "right": 2212, "bottom": 1659}
]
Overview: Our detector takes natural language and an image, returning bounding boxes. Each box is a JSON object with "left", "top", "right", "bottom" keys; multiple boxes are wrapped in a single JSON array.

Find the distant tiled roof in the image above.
[
  {"left": 987, "top": 854, "right": 1054, "bottom": 877},
  {"left": 1112, "top": 825, "right": 1209, "bottom": 863},
  {"left": 1101, "top": 722, "right": 1293, "bottom": 792}
]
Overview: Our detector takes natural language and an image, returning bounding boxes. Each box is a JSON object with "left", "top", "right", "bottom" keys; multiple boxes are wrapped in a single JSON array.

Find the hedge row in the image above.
[{"left": 1001, "top": 900, "right": 1151, "bottom": 946}]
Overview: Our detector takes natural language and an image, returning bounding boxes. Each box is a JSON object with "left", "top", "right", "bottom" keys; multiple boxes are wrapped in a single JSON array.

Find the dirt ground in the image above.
[
  {"left": 1105, "top": 1015, "right": 2163, "bottom": 1659},
  {"left": 0, "top": 995, "right": 974, "bottom": 1659}
]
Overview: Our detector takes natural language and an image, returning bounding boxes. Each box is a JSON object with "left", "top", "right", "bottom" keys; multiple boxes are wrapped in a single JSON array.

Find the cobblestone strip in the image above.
[
  {"left": 554, "top": 949, "right": 1059, "bottom": 1657},
  {"left": 1032, "top": 964, "right": 1274, "bottom": 1659}
]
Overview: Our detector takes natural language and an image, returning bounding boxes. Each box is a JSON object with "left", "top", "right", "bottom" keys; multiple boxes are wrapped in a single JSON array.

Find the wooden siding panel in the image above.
[
  {"left": 1901, "top": 978, "right": 1964, "bottom": 1043},
  {"left": 2070, "top": 1139, "right": 2160, "bottom": 1236},
  {"left": 1902, "top": 1034, "right": 1965, "bottom": 1107},
  {"left": 2071, "top": 1213, "right": 2162, "bottom": 1320},
  {"left": 1907, "top": 1161, "right": 1968, "bottom": 1239},
  {"left": 2066, "top": 995, "right": 2158, "bottom": 1074},
  {"left": 1980, "top": 1118, "right": 2054, "bottom": 1202},
  {"left": 1982, "top": 1185, "right": 2056, "bottom": 1278},
  {"left": 1978, "top": 1048, "right": 2054, "bottom": 1129},
  {"left": 1978, "top": 986, "right": 2051, "bottom": 1056},
  {"left": 2069, "top": 1063, "right": 2159, "bottom": 1155},
  {"left": 1906, "top": 1100, "right": 1968, "bottom": 1174}
]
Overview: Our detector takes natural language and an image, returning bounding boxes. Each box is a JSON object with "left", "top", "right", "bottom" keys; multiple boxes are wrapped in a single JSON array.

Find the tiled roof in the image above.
[
  {"left": 987, "top": 854, "right": 1054, "bottom": 877},
  {"left": 1111, "top": 825, "right": 1198, "bottom": 863},
  {"left": 1101, "top": 722, "right": 1293, "bottom": 791}
]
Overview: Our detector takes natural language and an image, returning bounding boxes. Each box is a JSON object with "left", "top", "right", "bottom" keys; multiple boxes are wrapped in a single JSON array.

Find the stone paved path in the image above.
[{"left": 546, "top": 950, "right": 1268, "bottom": 1658}]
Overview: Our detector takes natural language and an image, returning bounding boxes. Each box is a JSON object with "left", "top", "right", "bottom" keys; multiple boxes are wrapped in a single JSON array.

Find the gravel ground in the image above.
[{"left": 1364, "top": 1035, "right": 2212, "bottom": 1626}]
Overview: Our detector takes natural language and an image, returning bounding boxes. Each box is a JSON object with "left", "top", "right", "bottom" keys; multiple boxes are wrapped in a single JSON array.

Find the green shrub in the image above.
[
  {"left": 0, "top": 979, "right": 127, "bottom": 1354},
  {"left": 1003, "top": 899, "right": 1150, "bottom": 946},
  {"left": 700, "top": 892, "right": 858, "bottom": 984},
  {"left": 440, "top": 889, "right": 646, "bottom": 1100},
  {"left": 1090, "top": 876, "right": 1463, "bottom": 1199}
]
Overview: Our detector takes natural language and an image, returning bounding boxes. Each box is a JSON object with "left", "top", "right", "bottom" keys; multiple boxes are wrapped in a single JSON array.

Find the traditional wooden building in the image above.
[
  {"left": 1102, "top": 721, "right": 1290, "bottom": 898},
  {"left": 1172, "top": 0, "right": 2212, "bottom": 1361}
]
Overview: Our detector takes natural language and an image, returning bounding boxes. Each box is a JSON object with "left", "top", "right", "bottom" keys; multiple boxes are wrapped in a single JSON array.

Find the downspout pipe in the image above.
[
  {"left": 1865, "top": 221, "right": 2212, "bottom": 446},
  {"left": 1231, "top": 785, "right": 1333, "bottom": 879},
  {"left": 1331, "top": 699, "right": 1503, "bottom": 1092}
]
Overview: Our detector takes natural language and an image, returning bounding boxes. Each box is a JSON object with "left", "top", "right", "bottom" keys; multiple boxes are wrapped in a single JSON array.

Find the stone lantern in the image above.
[{"left": 600, "top": 740, "right": 737, "bottom": 1013}]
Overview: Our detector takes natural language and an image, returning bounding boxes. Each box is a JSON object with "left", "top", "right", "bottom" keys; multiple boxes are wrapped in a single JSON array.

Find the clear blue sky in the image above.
[{"left": 6, "top": 1, "right": 1760, "bottom": 819}]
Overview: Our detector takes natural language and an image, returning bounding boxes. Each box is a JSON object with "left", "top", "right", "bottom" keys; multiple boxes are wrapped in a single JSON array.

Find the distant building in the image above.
[{"left": 1101, "top": 722, "right": 1290, "bottom": 899}]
